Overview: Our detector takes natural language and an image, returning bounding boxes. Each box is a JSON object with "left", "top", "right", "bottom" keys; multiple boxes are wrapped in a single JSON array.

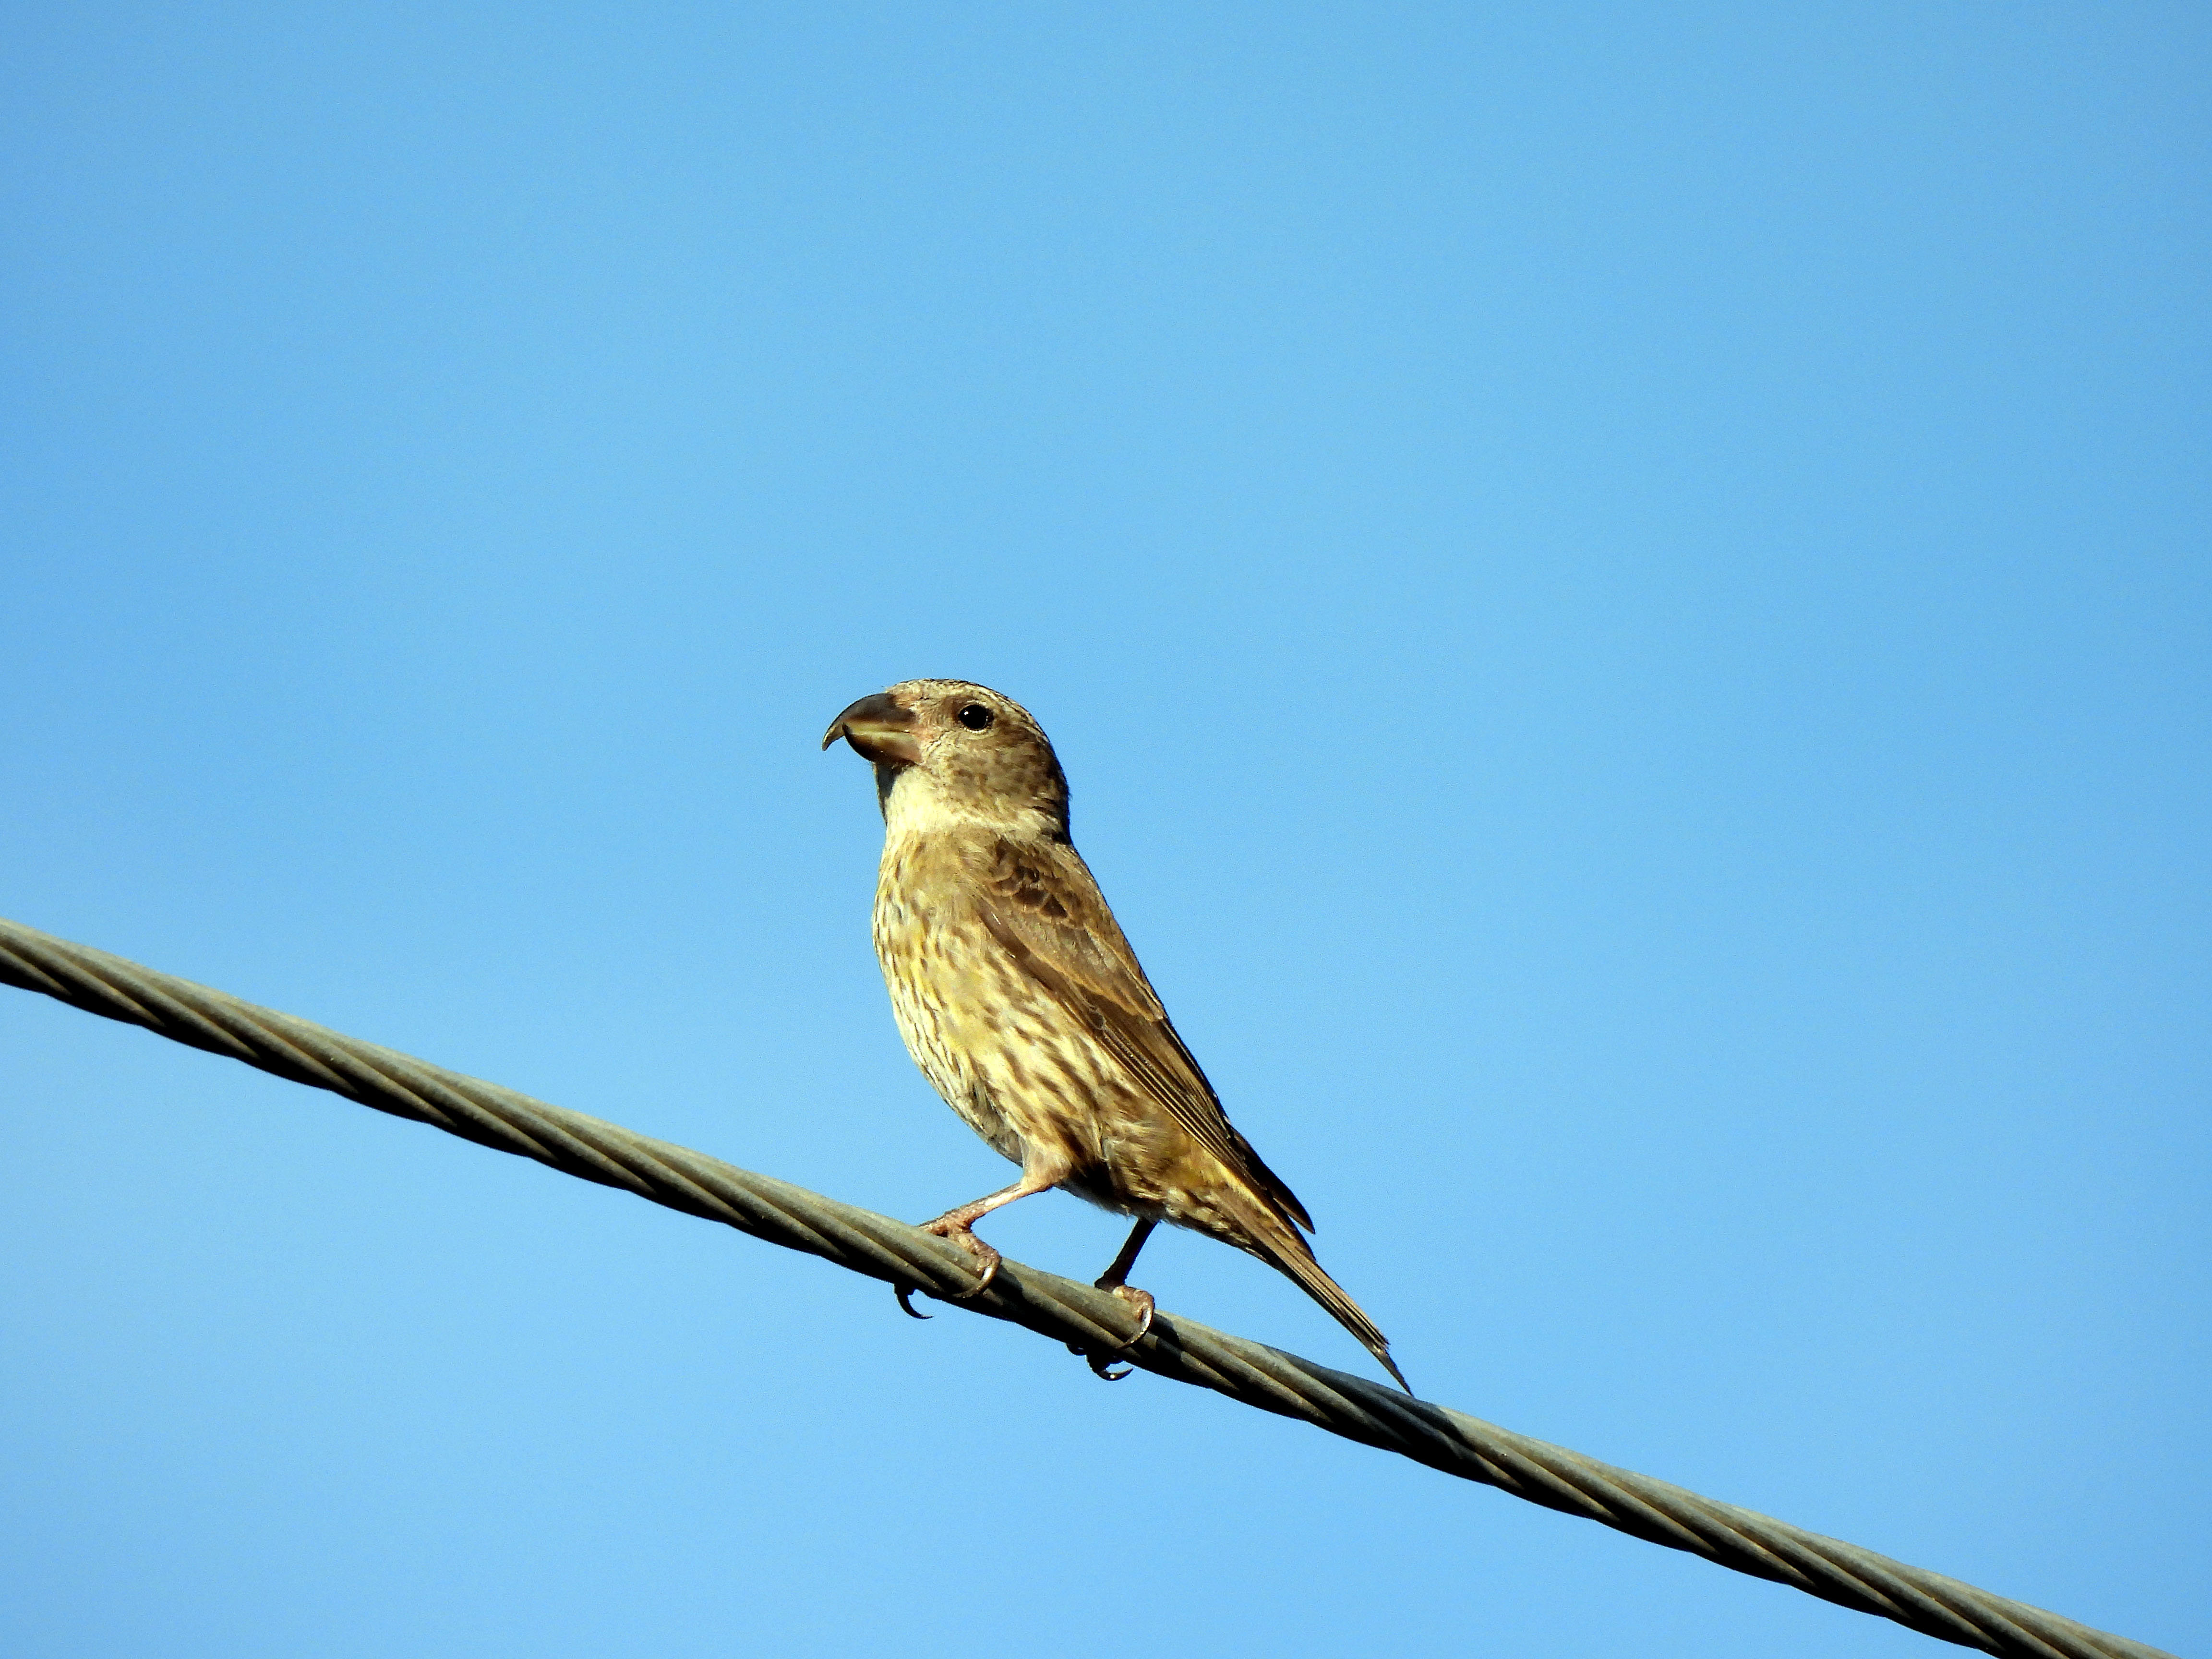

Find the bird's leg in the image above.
[
  {"left": 908, "top": 1171, "right": 1056, "bottom": 1303},
  {"left": 1071, "top": 1218, "right": 1159, "bottom": 1377},
  {"left": 1094, "top": 1218, "right": 1158, "bottom": 1344}
]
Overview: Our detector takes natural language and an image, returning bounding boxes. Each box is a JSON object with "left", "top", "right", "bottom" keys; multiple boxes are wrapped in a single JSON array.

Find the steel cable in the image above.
[{"left": 0, "top": 914, "right": 2175, "bottom": 1659}]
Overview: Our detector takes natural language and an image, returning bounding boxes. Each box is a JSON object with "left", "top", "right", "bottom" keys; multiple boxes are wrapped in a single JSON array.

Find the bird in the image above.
[{"left": 822, "top": 677, "right": 1410, "bottom": 1393}]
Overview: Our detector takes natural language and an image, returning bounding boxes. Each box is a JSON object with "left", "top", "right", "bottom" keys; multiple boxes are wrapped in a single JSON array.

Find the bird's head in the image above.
[{"left": 821, "top": 679, "right": 1070, "bottom": 841}]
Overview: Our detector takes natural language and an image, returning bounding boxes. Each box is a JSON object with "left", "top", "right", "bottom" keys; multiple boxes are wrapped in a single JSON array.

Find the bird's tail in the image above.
[{"left": 1240, "top": 1211, "right": 1412, "bottom": 1395}]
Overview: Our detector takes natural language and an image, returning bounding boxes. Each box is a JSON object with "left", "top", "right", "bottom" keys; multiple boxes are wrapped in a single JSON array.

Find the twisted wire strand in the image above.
[{"left": 0, "top": 914, "right": 2173, "bottom": 1659}]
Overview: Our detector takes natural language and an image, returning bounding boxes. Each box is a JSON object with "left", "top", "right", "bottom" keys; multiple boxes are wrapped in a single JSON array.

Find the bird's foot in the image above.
[
  {"left": 1099, "top": 1282, "right": 1155, "bottom": 1351},
  {"left": 1067, "top": 1281, "right": 1155, "bottom": 1381},
  {"left": 918, "top": 1215, "right": 1003, "bottom": 1299}
]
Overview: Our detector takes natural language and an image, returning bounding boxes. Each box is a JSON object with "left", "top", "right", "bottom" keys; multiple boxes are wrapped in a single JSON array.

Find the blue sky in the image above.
[{"left": 2, "top": 5, "right": 2204, "bottom": 1656}]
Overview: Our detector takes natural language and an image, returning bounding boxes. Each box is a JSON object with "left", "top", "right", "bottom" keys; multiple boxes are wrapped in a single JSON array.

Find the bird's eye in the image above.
[{"left": 957, "top": 703, "right": 995, "bottom": 732}]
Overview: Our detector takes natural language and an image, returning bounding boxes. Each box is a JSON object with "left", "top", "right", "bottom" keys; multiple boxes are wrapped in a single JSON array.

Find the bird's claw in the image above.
[
  {"left": 1099, "top": 1283, "right": 1155, "bottom": 1351},
  {"left": 918, "top": 1220, "right": 1002, "bottom": 1300},
  {"left": 1065, "top": 1282, "right": 1154, "bottom": 1381},
  {"left": 1084, "top": 1348, "right": 1136, "bottom": 1382},
  {"left": 894, "top": 1284, "right": 933, "bottom": 1320},
  {"left": 952, "top": 1250, "right": 1001, "bottom": 1300}
]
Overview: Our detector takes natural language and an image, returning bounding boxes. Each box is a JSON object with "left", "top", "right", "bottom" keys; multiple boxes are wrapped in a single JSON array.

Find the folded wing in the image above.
[{"left": 972, "top": 836, "right": 1315, "bottom": 1234}]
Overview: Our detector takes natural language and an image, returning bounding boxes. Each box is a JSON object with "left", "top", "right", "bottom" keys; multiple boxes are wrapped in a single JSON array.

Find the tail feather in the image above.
[{"left": 1243, "top": 1214, "right": 1412, "bottom": 1395}]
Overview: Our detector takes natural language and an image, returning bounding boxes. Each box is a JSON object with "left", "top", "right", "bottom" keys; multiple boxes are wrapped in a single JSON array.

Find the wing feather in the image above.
[{"left": 972, "top": 837, "right": 1315, "bottom": 1232}]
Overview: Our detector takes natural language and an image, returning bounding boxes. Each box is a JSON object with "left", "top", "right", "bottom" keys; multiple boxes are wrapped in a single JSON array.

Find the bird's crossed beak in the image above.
[{"left": 821, "top": 691, "right": 923, "bottom": 767}]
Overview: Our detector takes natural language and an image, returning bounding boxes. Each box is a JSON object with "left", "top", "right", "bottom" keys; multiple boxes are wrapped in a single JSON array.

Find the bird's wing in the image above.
[{"left": 973, "top": 837, "right": 1315, "bottom": 1233}]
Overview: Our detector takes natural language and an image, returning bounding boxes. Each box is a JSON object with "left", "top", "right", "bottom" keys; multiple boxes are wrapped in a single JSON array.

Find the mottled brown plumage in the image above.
[{"left": 822, "top": 678, "right": 1408, "bottom": 1392}]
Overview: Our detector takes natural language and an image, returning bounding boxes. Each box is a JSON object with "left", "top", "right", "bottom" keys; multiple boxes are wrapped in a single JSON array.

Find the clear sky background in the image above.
[{"left": 2, "top": 6, "right": 2204, "bottom": 1657}]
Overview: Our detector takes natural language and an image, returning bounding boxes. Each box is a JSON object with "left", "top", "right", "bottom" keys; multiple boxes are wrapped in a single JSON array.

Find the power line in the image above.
[{"left": 0, "top": 914, "right": 2174, "bottom": 1659}]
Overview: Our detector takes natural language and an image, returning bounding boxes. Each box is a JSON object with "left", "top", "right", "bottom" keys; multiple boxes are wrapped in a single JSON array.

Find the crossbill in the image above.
[{"left": 824, "top": 678, "right": 1407, "bottom": 1392}]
